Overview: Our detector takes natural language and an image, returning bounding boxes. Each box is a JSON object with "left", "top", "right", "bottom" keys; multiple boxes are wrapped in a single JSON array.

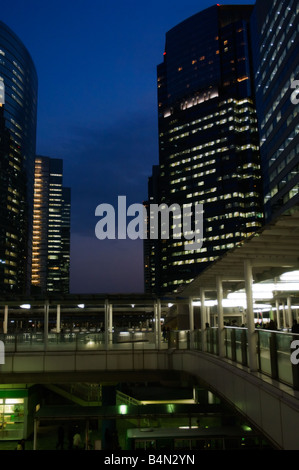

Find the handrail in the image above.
[{"left": 1, "top": 327, "right": 299, "bottom": 390}]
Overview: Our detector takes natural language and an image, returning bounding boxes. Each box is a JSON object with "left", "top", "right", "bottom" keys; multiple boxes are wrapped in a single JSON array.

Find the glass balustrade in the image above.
[
  {"left": 258, "top": 330, "right": 272, "bottom": 376},
  {"left": 1, "top": 326, "right": 299, "bottom": 390},
  {"left": 276, "top": 332, "right": 294, "bottom": 386}
]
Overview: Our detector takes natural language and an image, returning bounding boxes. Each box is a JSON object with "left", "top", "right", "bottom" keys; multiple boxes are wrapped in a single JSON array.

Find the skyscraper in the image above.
[
  {"left": 251, "top": 0, "right": 299, "bottom": 222},
  {"left": 31, "top": 156, "right": 71, "bottom": 294},
  {"left": 0, "top": 21, "right": 38, "bottom": 294},
  {"left": 61, "top": 187, "right": 71, "bottom": 293},
  {"left": 148, "top": 5, "right": 264, "bottom": 294},
  {"left": 144, "top": 165, "right": 161, "bottom": 293}
]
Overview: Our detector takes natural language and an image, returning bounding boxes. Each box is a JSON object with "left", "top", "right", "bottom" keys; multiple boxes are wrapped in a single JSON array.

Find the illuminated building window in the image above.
[{"left": 31, "top": 156, "right": 71, "bottom": 294}]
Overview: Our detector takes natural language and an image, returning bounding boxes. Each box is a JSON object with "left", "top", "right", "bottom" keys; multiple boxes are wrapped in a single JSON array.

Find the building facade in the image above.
[
  {"left": 61, "top": 187, "right": 71, "bottom": 293},
  {"left": 147, "top": 5, "right": 264, "bottom": 294},
  {"left": 31, "top": 156, "right": 71, "bottom": 294},
  {"left": 251, "top": 0, "right": 299, "bottom": 222},
  {"left": 0, "top": 21, "right": 38, "bottom": 294},
  {"left": 144, "top": 165, "right": 161, "bottom": 293}
]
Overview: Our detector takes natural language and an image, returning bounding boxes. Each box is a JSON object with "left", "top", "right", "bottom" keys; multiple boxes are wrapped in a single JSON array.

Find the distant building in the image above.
[
  {"left": 31, "top": 156, "right": 71, "bottom": 293},
  {"left": 0, "top": 21, "right": 38, "bottom": 294},
  {"left": 147, "top": 5, "right": 264, "bottom": 294},
  {"left": 251, "top": 0, "right": 299, "bottom": 222},
  {"left": 144, "top": 165, "right": 161, "bottom": 293},
  {"left": 61, "top": 187, "right": 71, "bottom": 293}
]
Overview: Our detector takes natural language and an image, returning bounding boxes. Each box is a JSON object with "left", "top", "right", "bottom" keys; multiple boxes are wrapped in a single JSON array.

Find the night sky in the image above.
[{"left": 1, "top": 0, "right": 255, "bottom": 294}]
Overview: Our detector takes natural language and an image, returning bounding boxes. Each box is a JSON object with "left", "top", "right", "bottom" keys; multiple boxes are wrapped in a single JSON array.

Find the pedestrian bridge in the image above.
[
  {"left": 1, "top": 205, "right": 299, "bottom": 449},
  {"left": 1, "top": 327, "right": 299, "bottom": 450}
]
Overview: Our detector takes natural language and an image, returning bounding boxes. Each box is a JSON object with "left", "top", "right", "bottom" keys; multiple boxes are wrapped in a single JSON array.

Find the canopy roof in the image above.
[{"left": 180, "top": 204, "right": 299, "bottom": 300}]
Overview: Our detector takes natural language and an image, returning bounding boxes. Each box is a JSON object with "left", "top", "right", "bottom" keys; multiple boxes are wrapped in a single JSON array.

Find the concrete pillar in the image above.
[
  {"left": 105, "top": 300, "right": 109, "bottom": 350},
  {"left": 56, "top": 304, "right": 61, "bottom": 333},
  {"left": 154, "top": 301, "right": 158, "bottom": 348},
  {"left": 189, "top": 297, "right": 194, "bottom": 331},
  {"left": 101, "top": 386, "right": 117, "bottom": 450},
  {"left": 44, "top": 301, "right": 49, "bottom": 351},
  {"left": 33, "top": 419, "right": 38, "bottom": 450},
  {"left": 244, "top": 259, "right": 258, "bottom": 371},
  {"left": 282, "top": 302, "right": 286, "bottom": 329},
  {"left": 189, "top": 297, "right": 194, "bottom": 349},
  {"left": 3, "top": 305, "right": 8, "bottom": 334},
  {"left": 176, "top": 303, "right": 189, "bottom": 329},
  {"left": 153, "top": 300, "right": 162, "bottom": 349},
  {"left": 157, "top": 299, "right": 161, "bottom": 349},
  {"left": 216, "top": 277, "right": 225, "bottom": 358},
  {"left": 275, "top": 299, "right": 281, "bottom": 330},
  {"left": 287, "top": 296, "right": 293, "bottom": 329},
  {"left": 109, "top": 303, "right": 113, "bottom": 344},
  {"left": 206, "top": 306, "right": 211, "bottom": 327},
  {"left": 200, "top": 288, "right": 207, "bottom": 352}
]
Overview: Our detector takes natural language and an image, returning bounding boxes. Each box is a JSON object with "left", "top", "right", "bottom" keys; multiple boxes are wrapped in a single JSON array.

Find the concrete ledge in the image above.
[{"left": 173, "top": 350, "right": 299, "bottom": 450}]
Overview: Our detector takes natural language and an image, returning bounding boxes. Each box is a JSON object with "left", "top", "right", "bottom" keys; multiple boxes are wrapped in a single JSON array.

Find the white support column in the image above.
[
  {"left": 153, "top": 300, "right": 158, "bottom": 349},
  {"left": 44, "top": 301, "right": 49, "bottom": 350},
  {"left": 216, "top": 277, "right": 225, "bottom": 357},
  {"left": 105, "top": 299, "right": 109, "bottom": 350},
  {"left": 154, "top": 301, "right": 158, "bottom": 348},
  {"left": 206, "top": 306, "right": 211, "bottom": 327},
  {"left": 189, "top": 297, "right": 194, "bottom": 331},
  {"left": 244, "top": 259, "right": 258, "bottom": 371},
  {"left": 157, "top": 299, "right": 162, "bottom": 350},
  {"left": 153, "top": 300, "right": 162, "bottom": 349},
  {"left": 3, "top": 305, "right": 8, "bottom": 334},
  {"left": 109, "top": 303, "right": 113, "bottom": 344},
  {"left": 287, "top": 296, "right": 293, "bottom": 329},
  {"left": 189, "top": 297, "right": 194, "bottom": 349},
  {"left": 56, "top": 304, "right": 61, "bottom": 333},
  {"left": 282, "top": 302, "right": 286, "bottom": 329},
  {"left": 275, "top": 299, "right": 281, "bottom": 330},
  {"left": 200, "top": 288, "right": 207, "bottom": 352}
]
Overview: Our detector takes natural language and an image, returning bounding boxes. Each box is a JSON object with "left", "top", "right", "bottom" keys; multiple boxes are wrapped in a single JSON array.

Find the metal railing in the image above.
[
  {"left": 1, "top": 327, "right": 299, "bottom": 390},
  {"left": 190, "top": 327, "right": 299, "bottom": 390},
  {"left": 0, "top": 330, "right": 165, "bottom": 352}
]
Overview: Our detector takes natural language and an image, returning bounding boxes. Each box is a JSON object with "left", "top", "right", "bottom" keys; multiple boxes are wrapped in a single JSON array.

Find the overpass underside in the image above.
[{"left": 1, "top": 347, "right": 299, "bottom": 450}]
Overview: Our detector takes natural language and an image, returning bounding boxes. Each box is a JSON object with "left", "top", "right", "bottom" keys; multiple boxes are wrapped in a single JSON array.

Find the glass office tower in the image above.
[
  {"left": 149, "top": 5, "right": 264, "bottom": 294},
  {"left": 32, "top": 156, "right": 71, "bottom": 294},
  {"left": 0, "top": 21, "right": 38, "bottom": 294},
  {"left": 61, "top": 187, "right": 71, "bottom": 293},
  {"left": 251, "top": 0, "right": 299, "bottom": 222}
]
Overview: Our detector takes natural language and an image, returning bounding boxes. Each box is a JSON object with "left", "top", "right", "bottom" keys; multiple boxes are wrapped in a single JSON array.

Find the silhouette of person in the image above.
[{"left": 56, "top": 425, "right": 64, "bottom": 450}]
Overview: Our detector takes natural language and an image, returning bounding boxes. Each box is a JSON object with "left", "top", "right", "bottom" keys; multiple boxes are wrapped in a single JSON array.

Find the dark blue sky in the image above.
[{"left": 1, "top": 0, "right": 255, "bottom": 294}]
